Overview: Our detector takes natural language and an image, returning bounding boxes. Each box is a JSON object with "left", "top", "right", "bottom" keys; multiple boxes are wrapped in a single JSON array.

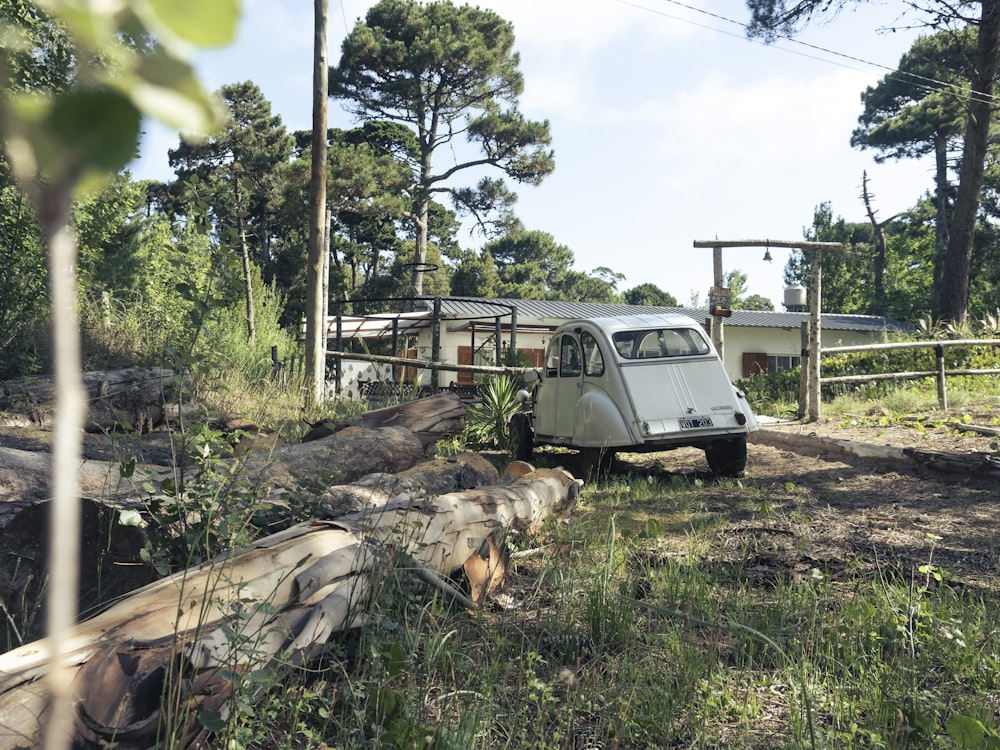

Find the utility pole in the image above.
[{"left": 304, "top": 0, "right": 329, "bottom": 409}]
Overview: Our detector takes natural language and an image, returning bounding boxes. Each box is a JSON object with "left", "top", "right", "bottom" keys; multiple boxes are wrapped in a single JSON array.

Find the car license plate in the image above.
[{"left": 679, "top": 416, "right": 713, "bottom": 429}]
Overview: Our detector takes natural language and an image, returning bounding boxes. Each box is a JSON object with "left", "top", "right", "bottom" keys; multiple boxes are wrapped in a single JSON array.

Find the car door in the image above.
[{"left": 534, "top": 333, "right": 583, "bottom": 440}]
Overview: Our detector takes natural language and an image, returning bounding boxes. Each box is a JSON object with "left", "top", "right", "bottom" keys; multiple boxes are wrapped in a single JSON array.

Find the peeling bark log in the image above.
[{"left": 0, "top": 464, "right": 581, "bottom": 750}]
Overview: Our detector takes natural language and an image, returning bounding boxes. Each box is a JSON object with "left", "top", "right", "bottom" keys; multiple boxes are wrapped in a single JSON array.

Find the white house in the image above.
[{"left": 325, "top": 297, "right": 912, "bottom": 399}]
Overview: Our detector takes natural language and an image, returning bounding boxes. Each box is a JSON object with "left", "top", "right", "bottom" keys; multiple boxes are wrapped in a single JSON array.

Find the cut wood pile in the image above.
[{"left": 0, "top": 378, "right": 583, "bottom": 749}]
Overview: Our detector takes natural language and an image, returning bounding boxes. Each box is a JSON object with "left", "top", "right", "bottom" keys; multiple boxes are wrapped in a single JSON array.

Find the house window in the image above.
[
  {"left": 742, "top": 352, "right": 800, "bottom": 377},
  {"left": 767, "top": 355, "right": 800, "bottom": 374}
]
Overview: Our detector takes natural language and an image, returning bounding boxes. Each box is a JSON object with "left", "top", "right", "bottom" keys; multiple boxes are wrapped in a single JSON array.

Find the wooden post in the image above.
[
  {"left": 936, "top": 343, "right": 948, "bottom": 409},
  {"left": 431, "top": 296, "right": 442, "bottom": 390},
  {"left": 469, "top": 321, "right": 476, "bottom": 385},
  {"left": 808, "top": 248, "right": 822, "bottom": 421},
  {"left": 303, "top": 0, "right": 329, "bottom": 409},
  {"left": 799, "top": 322, "right": 809, "bottom": 420},
  {"left": 391, "top": 318, "right": 400, "bottom": 384},
  {"left": 693, "top": 239, "right": 840, "bottom": 412},
  {"left": 712, "top": 245, "right": 724, "bottom": 360},
  {"left": 334, "top": 306, "right": 342, "bottom": 396},
  {"left": 494, "top": 316, "right": 502, "bottom": 368},
  {"left": 510, "top": 304, "right": 518, "bottom": 357}
]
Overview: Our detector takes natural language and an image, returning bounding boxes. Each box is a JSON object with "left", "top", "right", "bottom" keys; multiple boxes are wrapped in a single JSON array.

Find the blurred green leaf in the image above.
[
  {"left": 947, "top": 713, "right": 986, "bottom": 747},
  {"left": 198, "top": 708, "right": 226, "bottom": 733},
  {"left": 119, "top": 509, "right": 142, "bottom": 527},
  {"left": 146, "top": 0, "right": 240, "bottom": 48}
]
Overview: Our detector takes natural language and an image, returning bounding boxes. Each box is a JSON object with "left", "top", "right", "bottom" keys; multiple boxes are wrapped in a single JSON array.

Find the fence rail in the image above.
[{"left": 803, "top": 337, "right": 1000, "bottom": 419}]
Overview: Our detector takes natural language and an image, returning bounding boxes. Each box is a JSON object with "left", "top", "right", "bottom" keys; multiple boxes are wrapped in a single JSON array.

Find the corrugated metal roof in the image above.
[{"left": 416, "top": 297, "right": 912, "bottom": 333}]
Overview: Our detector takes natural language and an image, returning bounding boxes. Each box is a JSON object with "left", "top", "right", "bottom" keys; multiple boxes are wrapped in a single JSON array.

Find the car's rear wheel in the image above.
[
  {"left": 508, "top": 412, "right": 533, "bottom": 462},
  {"left": 705, "top": 436, "right": 747, "bottom": 477}
]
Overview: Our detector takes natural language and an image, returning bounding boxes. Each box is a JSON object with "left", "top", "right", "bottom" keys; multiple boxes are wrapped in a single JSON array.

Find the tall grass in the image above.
[{"left": 224, "top": 470, "right": 1000, "bottom": 749}]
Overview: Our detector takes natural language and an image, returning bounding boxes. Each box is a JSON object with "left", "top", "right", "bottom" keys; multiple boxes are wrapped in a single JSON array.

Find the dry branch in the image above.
[{"left": 943, "top": 421, "right": 1000, "bottom": 438}]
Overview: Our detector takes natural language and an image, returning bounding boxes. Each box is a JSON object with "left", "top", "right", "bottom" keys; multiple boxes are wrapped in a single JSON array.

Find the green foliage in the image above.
[
  {"left": 138, "top": 420, "right": 266, "bottom": 574},
  {"left": 331, "top": 0, "right": 554, "bottom": 295},
  {"left": 464, "top": 374, "right": 523, "bottom": 448},
  {"left": 788, "top": 202, "right": 936, "bottom": 320},
  {"left": 1, "top": 0, "right": 231, "bottom": 192},
  {"left": 0, "top": 177, "right": 47, "bottom": 378},
  {"left": 480, "top": 228, "right": 618, "bottom": 300},
  {"left": 197, "top": 277, "right": 297, "bottom": 384},
  {"left": 851, "top": 27, "right": 971, "bottom": 162},
  {"left": 623, "top": 282, "right": 677, "bottom": 307},
  {"left": 501, "top": 347, "right": 531, "bottom": 368}
]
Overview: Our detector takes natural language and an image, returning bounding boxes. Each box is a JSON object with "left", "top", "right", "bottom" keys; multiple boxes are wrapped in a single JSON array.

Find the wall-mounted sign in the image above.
[{"left": 709, "top": 286, "right": 732, "bottom": 317}]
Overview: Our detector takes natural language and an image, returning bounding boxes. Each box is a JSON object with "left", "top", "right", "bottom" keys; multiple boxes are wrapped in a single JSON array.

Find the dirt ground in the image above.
[{"left": 632, "top": 409, "right": 1000, "bottom": 594}]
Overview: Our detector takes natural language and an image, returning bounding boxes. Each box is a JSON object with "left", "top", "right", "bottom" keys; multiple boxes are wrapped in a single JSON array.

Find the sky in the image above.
[{"left": 130, "top": 0, "right": 937, "bottom": 310}]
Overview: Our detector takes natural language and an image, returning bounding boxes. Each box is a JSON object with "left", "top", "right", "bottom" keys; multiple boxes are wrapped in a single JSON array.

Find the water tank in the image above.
[{"left": 783, "top": 285, "right": 807, "bottom": 312}]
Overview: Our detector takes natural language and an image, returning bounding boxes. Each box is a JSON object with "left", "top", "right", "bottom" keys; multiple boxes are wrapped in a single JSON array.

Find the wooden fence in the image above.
[{"left": 801, "top": 335, "right": 1000, "bottom": 420}]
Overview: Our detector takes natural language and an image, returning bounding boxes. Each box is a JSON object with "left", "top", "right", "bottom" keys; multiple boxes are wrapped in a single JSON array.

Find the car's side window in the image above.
[
  {"left": 581, "top": 332, "right": 605, "bottom": 376},
  {"left": 545, "top": 337, "right": 561, "bottom": 377},
  {"left": 559, "top": 336, "right": 582, "bottom": 377}
]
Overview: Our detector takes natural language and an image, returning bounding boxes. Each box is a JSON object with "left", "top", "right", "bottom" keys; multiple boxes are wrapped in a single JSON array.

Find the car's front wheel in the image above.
[
  {"left": 705, "top": 436, "right": 747, "bottom": 477},
  {"left": 508, "top": 412, "right": 534, "bottom": 462}
]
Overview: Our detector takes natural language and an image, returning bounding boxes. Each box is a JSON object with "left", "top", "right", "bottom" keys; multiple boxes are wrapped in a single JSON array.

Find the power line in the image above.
[{"left": 617, "top": 0, "right": 994, "bottom": 108}]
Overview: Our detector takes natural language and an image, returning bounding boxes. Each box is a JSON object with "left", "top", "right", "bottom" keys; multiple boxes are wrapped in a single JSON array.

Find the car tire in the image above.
[
  {"left": 705, "top": 436, "right": 747, "bottom": 477},
  {"left": 508, "top": 412, "right": 533, "bottom": 462},
  {"left": 578, "top": 446, "right": 615, "bottom": 484}
]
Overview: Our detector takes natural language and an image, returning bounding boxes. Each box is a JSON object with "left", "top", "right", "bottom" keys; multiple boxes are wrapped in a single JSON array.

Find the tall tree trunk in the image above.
[
  {"left": 410, "top": 135, "right": 434, "bottom": 299},
  {"left": 940, "top": 0, "right": 1000, "bottom": 324},
  {"left": 933, "top": 133, "right": 951, "bottom": 317},
  {"left": 861, "top": 171, "right": 887, "bottom": 317},
  {"left": 231, "top": 176, "right": 256, "bottom": 342},
  {"left": 411, "top": 198, "right": 429, "bottom": 297},
  {"left": 238, "top": 222, "right": 256, "bottom": 342},
  {"left": 305, "top": 0, "right": 329, "bottom": 408}
]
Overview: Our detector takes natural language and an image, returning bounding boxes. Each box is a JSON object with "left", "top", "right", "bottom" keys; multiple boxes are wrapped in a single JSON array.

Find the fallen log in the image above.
[
  {"left": 0, "top": 424, "right": 430, "bottom": 518},
  {"left": 0, "top": 451, "right": 500, "bottom": 649},
  {"left": 903, "top": 447, "right": 1000, "bottom": 478},
  {"left": 0, "top": 367, "right": 183, "bottom": 432},
  {"left": 0, "top": 463, "right": 581, "bottom": 749},
  {"left": 302, "top": 391, "right": 467, "bottom": 448}
]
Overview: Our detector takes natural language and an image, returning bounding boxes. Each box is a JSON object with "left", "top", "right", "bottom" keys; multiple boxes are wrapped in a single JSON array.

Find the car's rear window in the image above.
[{"left": 612, "top": 328, "right": 710, "bottom": 359}]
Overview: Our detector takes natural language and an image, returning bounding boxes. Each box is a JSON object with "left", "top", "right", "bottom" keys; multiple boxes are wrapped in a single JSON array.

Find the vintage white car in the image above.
[{"left": 509, "top": 313, "right": 759, "bottom": 477}]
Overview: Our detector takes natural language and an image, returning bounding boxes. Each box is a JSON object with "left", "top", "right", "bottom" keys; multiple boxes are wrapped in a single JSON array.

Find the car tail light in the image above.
[{"left": 735, "top": 412, "right": 747, "bottom": 425}]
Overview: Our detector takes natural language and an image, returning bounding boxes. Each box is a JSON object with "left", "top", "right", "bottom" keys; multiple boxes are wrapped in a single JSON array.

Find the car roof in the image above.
[{"left": 558, "top": 313, "right": 702, "bottom": 335}]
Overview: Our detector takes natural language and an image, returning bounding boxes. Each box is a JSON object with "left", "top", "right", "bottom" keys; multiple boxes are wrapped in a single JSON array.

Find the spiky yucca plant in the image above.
[{"left": 464, "top": 374, "right": 523, "bottom": 448}]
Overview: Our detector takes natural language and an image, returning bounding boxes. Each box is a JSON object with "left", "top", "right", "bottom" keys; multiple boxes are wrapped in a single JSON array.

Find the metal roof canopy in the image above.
[{"left": 693, "top": 238, "right": 844, "bottom": 422}]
